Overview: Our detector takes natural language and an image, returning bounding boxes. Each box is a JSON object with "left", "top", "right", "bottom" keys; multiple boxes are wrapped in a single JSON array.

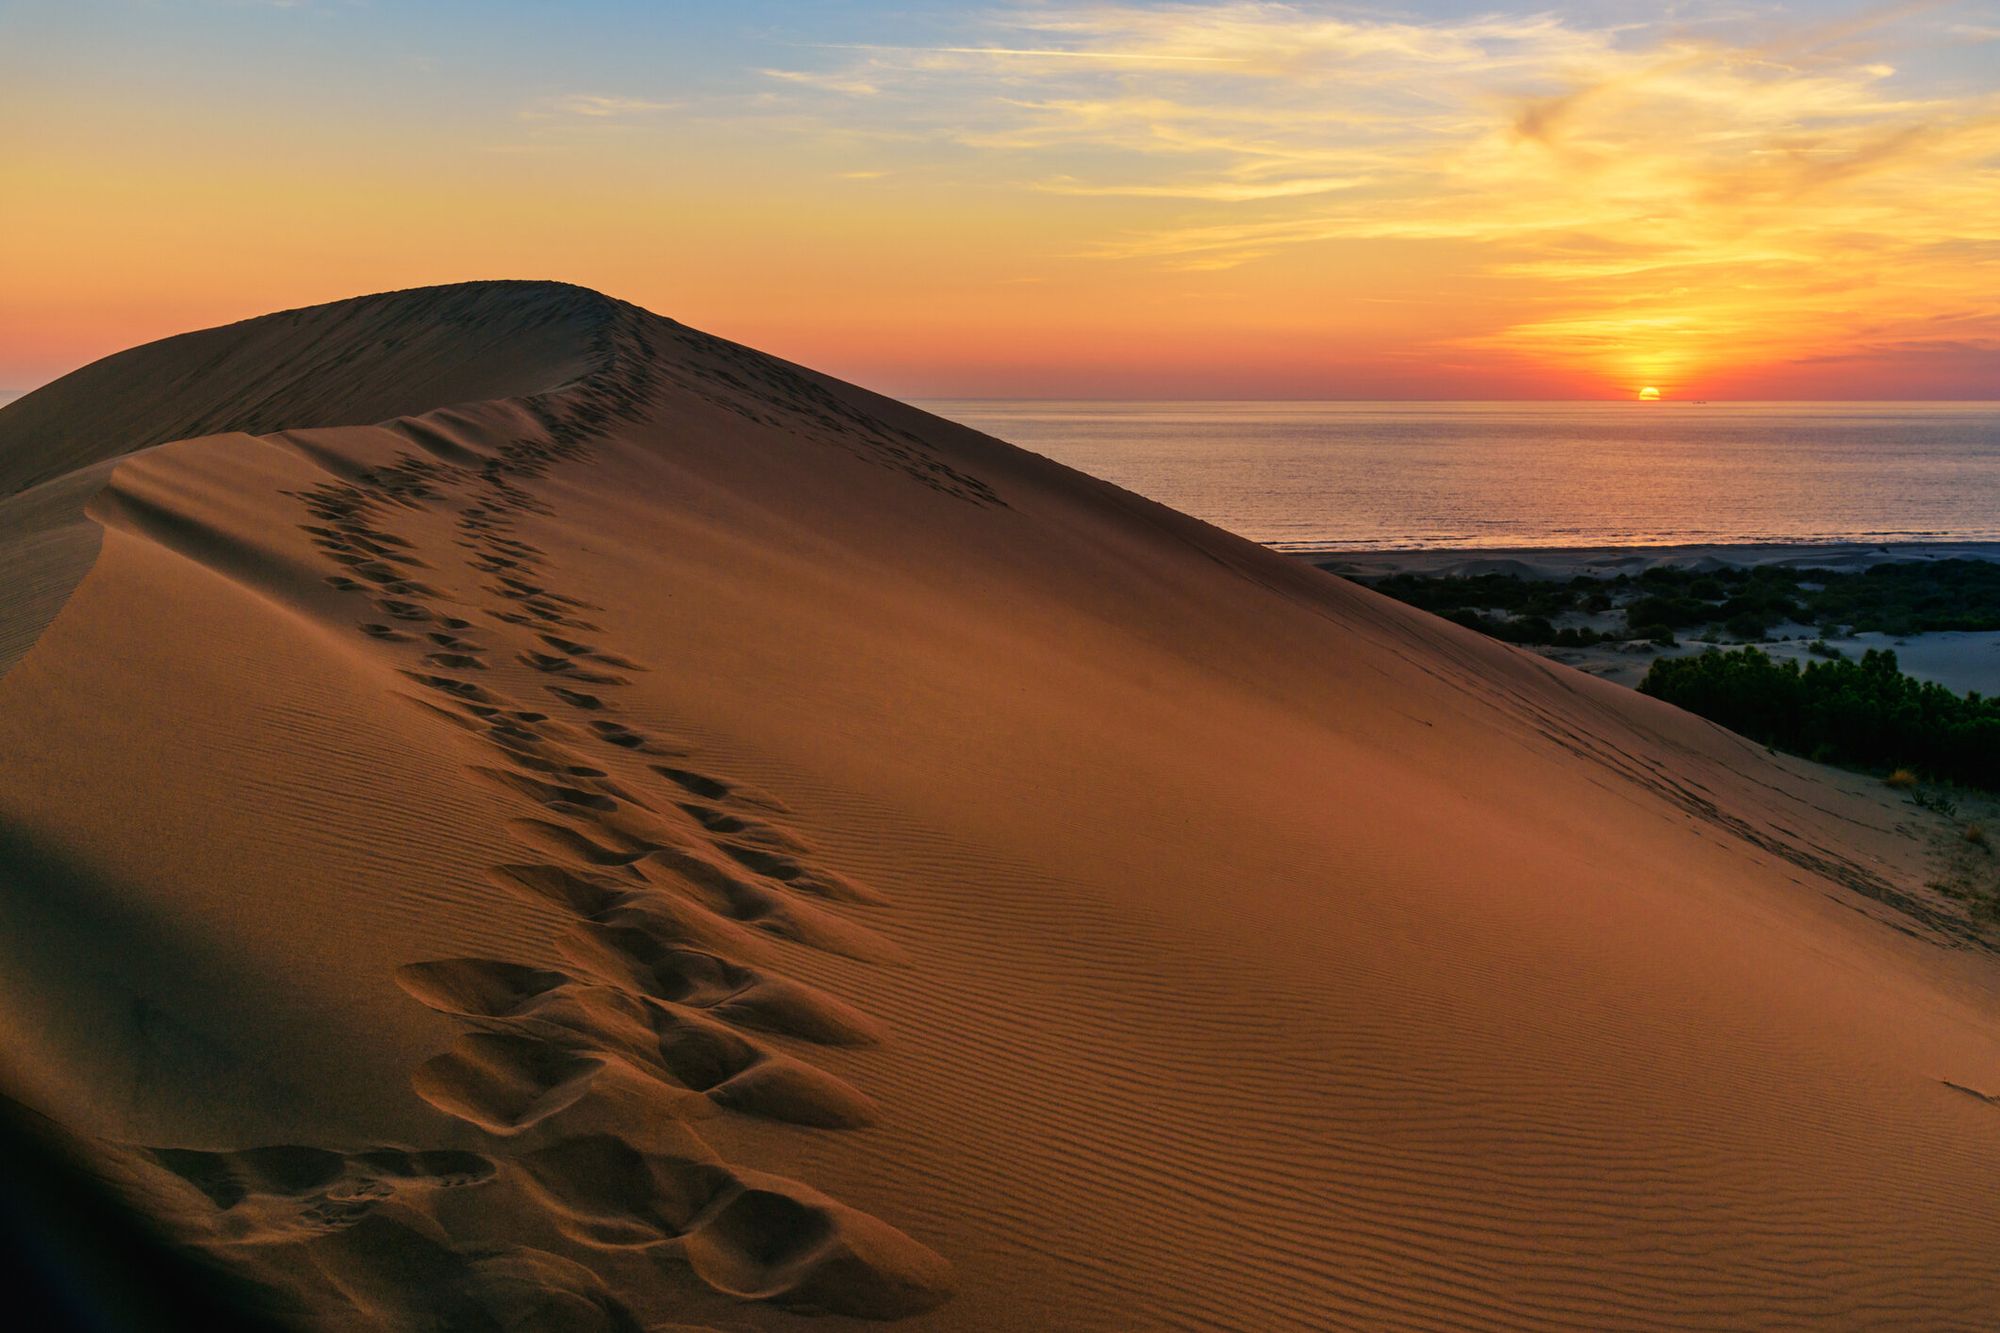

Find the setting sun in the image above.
[{"left": 1639, "top": 387, "right": 1662, "bottom": 402}]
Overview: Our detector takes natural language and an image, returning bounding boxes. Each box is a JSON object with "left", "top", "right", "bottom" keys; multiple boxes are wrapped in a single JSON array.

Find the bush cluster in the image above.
[
  {"left": 1803, "top": 560, "right": 2000, "bottom": 637},
  {"left": 1639, "top": 646, "right": 2000, "bottom": 789}
]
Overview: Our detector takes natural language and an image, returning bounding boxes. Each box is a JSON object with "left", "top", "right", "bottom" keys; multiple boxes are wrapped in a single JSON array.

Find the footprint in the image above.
[
  {"left": 515, "top": 1134, "right": 732, "bottom": 1247},
  {"left": 650, "top": 767, "right": 730, "bottom": 801},
  {"left": 630, "top": 1008, "right": 875, "bottom": 1129},
  {"left": 487, "top": 863, "right": 627, "bottom": 916},
  {"left": 413, "top": 1032, "right": 606, "bottom": 1134},
  {"left": 652, "top": 766, "right": 790, "bottom": 814},
  {"left": 396, "top": 958, "right": 571, "bottom": 1018},
  {"left": 507, "top": 819, "right": 658, "bottom": 870},
  {"left": 519, "top": 652, "right": 628, "bottom": 685},
  {"left": 717, "top": 843, "right": 879, "bottom": 905},
  {"left": 588, "top": 720, "right": 677, "bottom": 754},
  {"left": 561, "top": 924, "right": 881, "bottom": 1047},
  {"left": 144, "top": 1142, "right": 495, "bottom": 1240},
  {"left": 680, "top": 1170, "right": 953, "bottom": 1319},
  {"left": 475, "top": 766, "right": 619, "bottom": 815},
  {"left": 539, "top": 634, "right": 646, "bottom": 672},
  {"left": 634, "top": 848, "right": 902, "bottom": 962}
]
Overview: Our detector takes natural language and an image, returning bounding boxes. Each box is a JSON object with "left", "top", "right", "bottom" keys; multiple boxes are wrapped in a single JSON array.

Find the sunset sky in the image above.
[{"left": 4, "top": 1, "right": 1997, "bottom": 399}]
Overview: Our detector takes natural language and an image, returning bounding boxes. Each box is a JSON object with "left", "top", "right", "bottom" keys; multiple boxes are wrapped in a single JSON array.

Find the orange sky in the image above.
[{"left": 3, "top": 1, "right": 1996, "bottom": 399}]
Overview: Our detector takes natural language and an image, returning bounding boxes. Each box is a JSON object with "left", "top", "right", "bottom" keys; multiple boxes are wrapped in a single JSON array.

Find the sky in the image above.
[{"left": 2, "top": 0, "right": 1997, "bottom": 399}]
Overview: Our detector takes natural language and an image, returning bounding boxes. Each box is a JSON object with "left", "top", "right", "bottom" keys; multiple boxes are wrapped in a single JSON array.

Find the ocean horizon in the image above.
[
  {"left": 10, "top": 384, "right": 1997, "bottom": 554},
  {"left": 925, "top": 399, "right": 2000, "bottom": 553}
]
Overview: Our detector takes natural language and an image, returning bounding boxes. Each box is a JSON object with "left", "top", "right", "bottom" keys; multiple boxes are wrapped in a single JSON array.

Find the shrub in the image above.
[
  {"left": 1724, "top": 611, "right": 1770, "bottom": 640},
  {"left": 1914, "top": 788, "right": 1961, "bottom": 818},
  {"left": 1499, "top": 615, "right": 1557, "bottom": 644},
  {"left": 1885, "top": 768, "right": 1919, "bottom": 789},
  {"left": 1627, "top": 595, "right": 1707, "bottom": 631}
]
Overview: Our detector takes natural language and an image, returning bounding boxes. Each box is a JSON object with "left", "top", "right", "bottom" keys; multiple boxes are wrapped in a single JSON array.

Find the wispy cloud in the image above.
[
  {"left": 760, "top": 68, "right": 882, "bottom": 97},
  {"left": 804, "top": 42, "right": 1246, "bottom": 65},
  {"left": 525, "top": 93, "right": 681, "bottom": 120},
  {"left": 1034, "top": 172, "right": 1367, "bottom": 201}
]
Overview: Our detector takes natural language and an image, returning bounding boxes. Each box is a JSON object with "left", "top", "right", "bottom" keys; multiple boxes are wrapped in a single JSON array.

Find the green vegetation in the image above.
[
  {"left": 1438, "top": 608, "right": 1603, "bottom": 647},
  {"left": 1800, "top": 560, "right": 2000, "bottom": 637},
  {"left": 1639, "top": 647, "right": 2000, "bottom": 790},
  {"left": 1366, "top": 572, "right": 1614, "bottom": 646},
  {"left": 1913, "top": 786, "right": 1962, "bottom": 818},
  {"left": 1354, "top": 558, "right": 2000, "bottom": 648}
]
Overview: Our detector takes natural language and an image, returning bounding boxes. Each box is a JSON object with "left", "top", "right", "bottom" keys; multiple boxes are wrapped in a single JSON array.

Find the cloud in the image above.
[
  {"left": 761, "top": 68, "right": 882, "bottom": 97},
  {"left": 762, "top": 2, "right": 2000, "bottom": 385},
  {"left": 1034, "top": 172, "right": 1366, "bottom": 201},
  {"left": 525, "top": 93, "right": 680, "bottom": 120},
  {"left": 804, "top": 42, "right": 1246, "bottom": 66}
]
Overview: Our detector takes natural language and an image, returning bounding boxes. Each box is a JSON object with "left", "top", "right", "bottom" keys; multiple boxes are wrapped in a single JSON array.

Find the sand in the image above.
[{"left": 3, "top": 282, "right": 2000, "bottom": 1330}]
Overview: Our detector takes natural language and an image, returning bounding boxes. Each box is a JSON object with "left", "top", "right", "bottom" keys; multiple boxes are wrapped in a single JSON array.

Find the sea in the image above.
[{"left": 921, "top": 401, "right": 2000, "bottom": 553}]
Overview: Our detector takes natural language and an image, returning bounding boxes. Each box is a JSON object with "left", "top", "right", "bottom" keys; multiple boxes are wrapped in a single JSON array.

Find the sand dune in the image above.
[{"left": 2, "top": 281, "right": 1999, "bottom": 1329}]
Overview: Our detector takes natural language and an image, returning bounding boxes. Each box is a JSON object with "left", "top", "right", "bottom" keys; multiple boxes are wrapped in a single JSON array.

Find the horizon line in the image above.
[{"left": 908, "top": 396, "right": 2000, "bottom": 405}]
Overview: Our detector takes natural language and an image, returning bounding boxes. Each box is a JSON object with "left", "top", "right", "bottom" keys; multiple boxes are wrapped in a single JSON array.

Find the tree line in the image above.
[{"left": 1640, "top": 647, "right": 2000, "bottom": 789}]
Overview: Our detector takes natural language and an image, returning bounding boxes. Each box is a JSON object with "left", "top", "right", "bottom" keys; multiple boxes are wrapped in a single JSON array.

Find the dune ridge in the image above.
[
  {"left": 1, "top": 283, "right": 1998, "bottom": 1329},
  {"left": 0, "top": 282, "right": 612, "bottom": 679},
  {"left": 0, "top": 281, "right": 617, "bottom": 496}
]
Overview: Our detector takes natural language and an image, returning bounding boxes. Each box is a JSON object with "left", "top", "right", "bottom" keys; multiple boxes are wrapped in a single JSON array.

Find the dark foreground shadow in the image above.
[{"left": 0, "top": 1087, "right": 291, "bottom": 1333}]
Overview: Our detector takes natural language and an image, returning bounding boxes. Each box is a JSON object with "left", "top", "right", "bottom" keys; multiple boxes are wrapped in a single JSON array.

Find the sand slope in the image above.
[{"left": 2, "top": 282, "right": 1999, "bottom": 1329}]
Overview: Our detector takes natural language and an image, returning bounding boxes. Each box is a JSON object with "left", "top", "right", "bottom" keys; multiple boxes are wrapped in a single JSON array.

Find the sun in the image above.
[{"left": 1638, "top": 386, "right": 1662, "bottom": 401}]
